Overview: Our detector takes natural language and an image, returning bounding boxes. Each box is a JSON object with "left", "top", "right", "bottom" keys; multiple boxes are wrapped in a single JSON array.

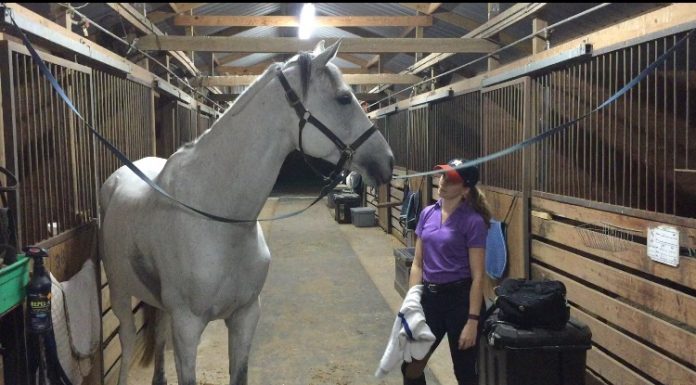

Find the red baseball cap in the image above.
[{"left": 433, "top": 158, "right": 479, "bottom": 187}]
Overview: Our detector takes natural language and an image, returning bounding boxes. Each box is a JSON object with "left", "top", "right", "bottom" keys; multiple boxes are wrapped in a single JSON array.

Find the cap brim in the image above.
[{"left": 433, "top": 164, "right": 463, "bottom": 184}]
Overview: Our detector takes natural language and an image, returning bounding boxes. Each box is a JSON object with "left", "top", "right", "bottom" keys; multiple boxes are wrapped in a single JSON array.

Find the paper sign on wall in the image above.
[{"left": 647, "top": 225, "right": 680, "bottom": 267}]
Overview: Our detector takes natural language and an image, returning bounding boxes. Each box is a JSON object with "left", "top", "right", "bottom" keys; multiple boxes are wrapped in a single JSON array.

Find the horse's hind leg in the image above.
[
  {"left": 110, "top": 283, "right": 136, "bottom": 385},
  {"left": 225, "top": 296, "right": 261, "bottom": 385},
  {"left": 152, "top": 310, "right": 170, "bottom": 385},
  {"left": 170, "top": 311, "right": 206, "bottom": 385}
]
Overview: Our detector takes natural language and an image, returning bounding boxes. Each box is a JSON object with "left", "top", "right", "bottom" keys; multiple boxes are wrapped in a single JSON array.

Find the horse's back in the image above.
[{"left": 100, "top": 157, "right": 167, "bottom": 214}]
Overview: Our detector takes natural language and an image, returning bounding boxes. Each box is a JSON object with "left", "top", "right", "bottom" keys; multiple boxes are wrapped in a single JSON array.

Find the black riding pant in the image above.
[{"left": 421, "top": 281, "right": 483, "bottom": 385}]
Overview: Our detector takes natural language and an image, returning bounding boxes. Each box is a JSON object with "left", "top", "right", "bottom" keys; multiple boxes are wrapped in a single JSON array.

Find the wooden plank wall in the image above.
[
  {"left": 531, "top": 195, "right": 696, "bottom": 384},
  {"left": 477, "top": 186, "right": 527, "bottom": 297}
]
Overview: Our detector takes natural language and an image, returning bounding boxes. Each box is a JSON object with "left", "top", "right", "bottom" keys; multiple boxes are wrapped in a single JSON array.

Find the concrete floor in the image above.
[{"left": 128, "top": 195, "right": 456, "bottom": 385}]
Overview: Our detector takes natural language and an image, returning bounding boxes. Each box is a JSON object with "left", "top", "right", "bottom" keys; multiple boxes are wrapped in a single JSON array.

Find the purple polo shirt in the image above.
[{"left": 415, "top": 199, "right": 487, "bottom": 284}]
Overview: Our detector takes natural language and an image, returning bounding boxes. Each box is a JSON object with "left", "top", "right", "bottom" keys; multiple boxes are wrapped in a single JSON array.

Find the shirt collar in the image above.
[{"left": 435, "top": 198, "right": 471, "bottom": 212}]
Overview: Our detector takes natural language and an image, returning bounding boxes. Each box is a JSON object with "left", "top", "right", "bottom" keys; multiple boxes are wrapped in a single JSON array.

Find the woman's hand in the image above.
[{"left": 458, "top": 321, "right": 478, "bottom": 350}]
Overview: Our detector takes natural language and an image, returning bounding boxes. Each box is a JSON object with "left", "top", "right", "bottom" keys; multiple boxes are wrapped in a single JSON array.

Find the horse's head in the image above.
[{"left": 277, "top": 40, "right": 394, "bottom": 186}]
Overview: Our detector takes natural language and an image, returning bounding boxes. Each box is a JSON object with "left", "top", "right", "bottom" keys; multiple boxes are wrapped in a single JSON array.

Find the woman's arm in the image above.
[
  {"left": 408, "top": 237, "right": 424, "bottom": 288},
  {"left": 467, "top": 247, "right": 485, "bottom": 317},
  {"left": 458, "top": 247, "right": 485, "bottom": 350}
]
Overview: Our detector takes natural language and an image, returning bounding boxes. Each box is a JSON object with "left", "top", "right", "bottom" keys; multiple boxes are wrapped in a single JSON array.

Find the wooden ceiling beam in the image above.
[
  {"left": 409, "top": 3, "right": 545, "bottom": 74},
  {"left": 174, "top": 15, "right": 433, "bottom": 27},
  {"left": 208, "top": 91, "right": 388, "bottom": 103},
  {"left": 196, "top": 73, "right": 421, "bottom": 87},
  {"left": 216, "top": 64, "right": 386, "bottom": 76},
  {"left": 136, "top": 36, "right": 498, "bottom": 54},
  {"left": 106, "top": 3, "right": 199, "bottom": 77},
  {"left": 216, "top": 52, "right": 255, "bottom": 65},
  {"left": 337, "top": 53, "right": 369, "bottom": 68},
  {"left": 148, "top": 3, "right": 205, "bottom": 24},
  {"left": 170, "top": 3, "right": 206, "bottom": 14}
]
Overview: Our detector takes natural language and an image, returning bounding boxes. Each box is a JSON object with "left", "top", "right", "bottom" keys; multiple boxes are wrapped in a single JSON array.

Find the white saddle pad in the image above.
[{"left": 50, "top": 259, "right": 100, "bottom": 385}]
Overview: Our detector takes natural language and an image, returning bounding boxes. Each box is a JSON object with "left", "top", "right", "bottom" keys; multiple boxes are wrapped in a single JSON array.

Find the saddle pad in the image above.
[
  {"left": 61, "top": 259, "right": 100, "bottom": 357},
  {"left": 49, "top": 259, "right": 99, "bottom": 385},
  {"left": 485, "top": 220, "right": 507, "bottom": 279}
]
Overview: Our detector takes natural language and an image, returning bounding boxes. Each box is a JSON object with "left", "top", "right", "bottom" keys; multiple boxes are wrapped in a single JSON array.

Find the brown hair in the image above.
[{"left": 467, "top": 186, "right": 492, "bottom": 228}]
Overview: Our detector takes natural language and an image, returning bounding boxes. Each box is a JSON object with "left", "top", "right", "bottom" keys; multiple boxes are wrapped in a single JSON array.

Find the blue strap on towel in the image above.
[{"left": 397, "top": 312, "right": 414, "bottom": 341}]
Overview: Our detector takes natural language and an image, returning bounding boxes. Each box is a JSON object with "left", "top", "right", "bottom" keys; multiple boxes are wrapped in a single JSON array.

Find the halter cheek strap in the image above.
[{"left": 276, "top": 69, "right": 377, "bottom": 182}]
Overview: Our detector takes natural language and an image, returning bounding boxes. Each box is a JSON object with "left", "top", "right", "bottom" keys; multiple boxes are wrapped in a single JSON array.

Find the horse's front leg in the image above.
[
  {"left": 170, "top": 311, "right": 206, "bottom": 385},
  {"left": 225, "top": 296, "right": 261, "bottom": 385}
]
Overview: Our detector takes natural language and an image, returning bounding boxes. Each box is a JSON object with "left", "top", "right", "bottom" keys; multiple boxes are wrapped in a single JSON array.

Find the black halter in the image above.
[{"left": 276, "top": 68, "right": 377, "bottom": 183}]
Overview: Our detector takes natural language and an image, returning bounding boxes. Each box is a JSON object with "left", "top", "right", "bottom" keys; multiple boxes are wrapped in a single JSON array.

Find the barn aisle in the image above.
[{"left": 129, "top": 196, "right": 444, "bottom": 385}]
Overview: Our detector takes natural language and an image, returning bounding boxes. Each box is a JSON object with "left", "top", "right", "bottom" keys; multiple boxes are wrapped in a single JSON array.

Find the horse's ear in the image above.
[
  {"left": 312, "top": 40, "right": 326, "bottom": 56},
  {"left": 313, "top": 39, "right": 341, "bottom": 68}
]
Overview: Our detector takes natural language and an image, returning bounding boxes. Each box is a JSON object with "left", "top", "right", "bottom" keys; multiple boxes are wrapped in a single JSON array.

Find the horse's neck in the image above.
[{"left": 159, "top": 92, "right": 295, "bottom": 220}]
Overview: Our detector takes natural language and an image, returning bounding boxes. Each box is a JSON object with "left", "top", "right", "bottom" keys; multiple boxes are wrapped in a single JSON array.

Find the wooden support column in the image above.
[
  {"left": 186, "top": 9, "right": 194, "bottom": 63},
  {"left": 532, "top": 17, "right": 548, "bottom": 54},
  {"left": 415, "top": 16, "right": 424, "bottom": 63},
  {"left": 165, "top": 54, "right": 171, "bottom": 82},
  {"left": 49, "top": 3, "right": 72, "bottom": 29},
  {"left": 487, "top": 3, "right": 500, "bottom": 71},
  {"left": 210, "top": 53, "right": 215, "bottom": 76}
]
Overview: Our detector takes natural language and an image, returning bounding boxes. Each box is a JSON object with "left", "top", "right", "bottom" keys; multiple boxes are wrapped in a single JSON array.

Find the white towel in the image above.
[
  {"left": 50, "top": 259, "right": 100, "bottom": 385},
  {"left": 375, "top": 285, "right": 436, "bottom": 378}
]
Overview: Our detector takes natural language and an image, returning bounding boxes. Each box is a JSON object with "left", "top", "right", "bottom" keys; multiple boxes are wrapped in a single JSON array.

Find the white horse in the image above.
[{"left": 99, "top": 40, "right": 393, "bottom": 385}]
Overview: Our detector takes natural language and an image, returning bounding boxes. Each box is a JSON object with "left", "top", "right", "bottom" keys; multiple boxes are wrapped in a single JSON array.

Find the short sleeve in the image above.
[
  {"left": 415, "top": 205, "right": 433, "bottom": 238},
  {"left": 466, "top": 214, "right": 488, "bottom": 248}
]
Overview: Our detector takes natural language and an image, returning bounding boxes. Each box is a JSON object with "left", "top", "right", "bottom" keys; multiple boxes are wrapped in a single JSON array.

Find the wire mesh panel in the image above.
[
  {"left": 385, "top": 109, "right": 408, "bottom": 168},
  {"left": 481, "top": 80, "right": 527, "bottom": 191},
  {"left": 532, "top": 31, "right": 696, "bottom": 217},
  {"left": 1, "top": 45, "right": 95, "bottom": 246},
  {"left": 407, "top": 105, "right": 429, "bottom": 171},
  {"left": 93, "top": 71, "right": 154, "bottom": 186},
  {"left": 429, "top": 92, "right": 482, "bottom": 165}
]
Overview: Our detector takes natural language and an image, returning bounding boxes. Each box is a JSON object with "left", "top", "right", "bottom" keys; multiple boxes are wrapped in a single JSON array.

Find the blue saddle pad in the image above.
[{"left": 485, "top": 220, "right": 507, "bottom": 279}]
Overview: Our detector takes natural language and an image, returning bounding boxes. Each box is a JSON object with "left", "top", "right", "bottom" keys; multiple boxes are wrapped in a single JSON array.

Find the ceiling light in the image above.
[{"left": 298, "top": 3, "right": 316, "bottom": 40}]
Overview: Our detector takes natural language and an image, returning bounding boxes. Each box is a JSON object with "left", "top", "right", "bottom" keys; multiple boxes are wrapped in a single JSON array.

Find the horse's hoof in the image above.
[{"left": 152, "top": 378, "right": 167, "bottom": 385}]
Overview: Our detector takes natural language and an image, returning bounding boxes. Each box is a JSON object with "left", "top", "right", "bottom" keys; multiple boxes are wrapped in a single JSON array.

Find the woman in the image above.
[{"left": 403, "top": 158, "right": 491, "bottom": 385}]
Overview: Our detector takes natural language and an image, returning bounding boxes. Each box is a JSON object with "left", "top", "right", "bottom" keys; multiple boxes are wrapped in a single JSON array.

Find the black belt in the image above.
[{"left": 423, "top": 278, "right": 472, "bottom": 294}]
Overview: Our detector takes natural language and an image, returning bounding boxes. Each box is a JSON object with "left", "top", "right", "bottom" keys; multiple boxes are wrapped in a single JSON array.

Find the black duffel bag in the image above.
[{"left": 486, "top": 278, "right": 570, "bottom": 330}]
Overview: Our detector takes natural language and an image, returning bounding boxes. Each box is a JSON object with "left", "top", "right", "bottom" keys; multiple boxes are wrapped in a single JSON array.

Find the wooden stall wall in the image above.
[
  {"left": 529, "top": 30, "right": 696, "bottom": 385},
  {"left": 0, "top": 37, "right": 161, "bottom": 385},
  {"left": 374, "top": 23, "right": 696, "bottom": 385},
  {"left": 0, "top": 41, "right": 96, "bottom": 248},
  {"left": 0, "top": 39, "right": 102, "bottom": 384},
  {"left": 93, "top": 72, "right": 155, "bottom": 385},
  {"left": 478, "top": 78, "right": 532, "bottom": 296}
]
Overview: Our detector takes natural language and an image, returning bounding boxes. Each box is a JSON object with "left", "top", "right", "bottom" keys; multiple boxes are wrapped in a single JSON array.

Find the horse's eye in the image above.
[{"left": 336, "top": 94, "right": 352, "bottom": 105}]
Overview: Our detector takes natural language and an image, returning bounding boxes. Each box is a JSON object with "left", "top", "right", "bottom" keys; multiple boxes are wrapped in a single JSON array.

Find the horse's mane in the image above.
[{"left": 179, "top": 54, "right": 314, "bottom": 150}]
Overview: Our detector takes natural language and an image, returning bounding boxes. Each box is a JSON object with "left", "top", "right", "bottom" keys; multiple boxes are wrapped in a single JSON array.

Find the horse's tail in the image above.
[{"left": 139, "top": 303, "right": 159, "bottom": 367}]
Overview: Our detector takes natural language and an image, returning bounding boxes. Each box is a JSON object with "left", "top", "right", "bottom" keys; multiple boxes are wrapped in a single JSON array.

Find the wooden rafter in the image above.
[
  {"left": 135, "top": 36, "right": 498, "bottom": 54},
  {"left": 370, "top": 3, "right": 545, "bottom": 93},
  {"left": 433, "top": 12, "right": 532, "bottom": 53},
  {"left": 106, "top": 3, "right": 199, "bottom": 77},
  {"left": 195, "top": 73, "right": 421, "bottom": 87},
  {"left": 337, "top": 54, "right": 369, "bottom": 68},
  {"left": 148, "top": 3, "right": 206, "bottom": 24},
  {"left": 216, "top": 52, "right": 256, "bottom": 65},
  {"left": 169, "top": 3, "right": 206, "bottom": 14},
  {"left": 216, "top": 64, "right": 385, "bottom": 76},
  {"left": 410, "top": 3, "right": 545, "bottom": 73},
  {"left": 173, "top": 15, "right": 433, "bottom": 27}
]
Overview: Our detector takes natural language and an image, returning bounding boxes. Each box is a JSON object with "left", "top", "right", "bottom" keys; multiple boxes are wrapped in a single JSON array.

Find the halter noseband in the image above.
[{"left": 276, "top": 68, "right": 377, "bottom": 182}]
